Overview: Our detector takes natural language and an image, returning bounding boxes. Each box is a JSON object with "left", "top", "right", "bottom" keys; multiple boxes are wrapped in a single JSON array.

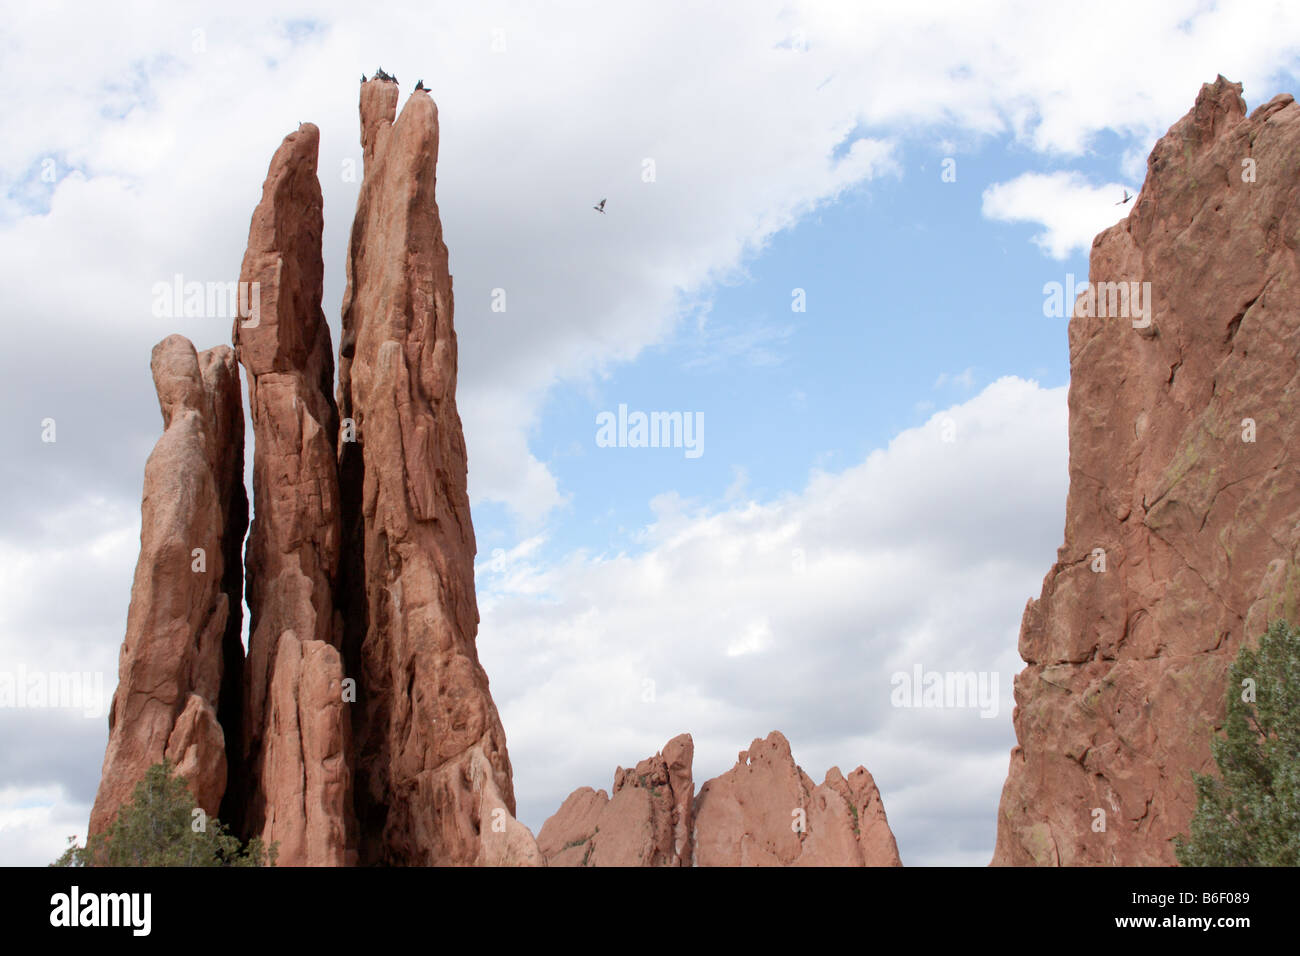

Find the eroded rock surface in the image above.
[
  {"left": 232, "top": 121, "right": 355, "bottom": 866},
  {"left": 335, "top": 78, "right": 533, "bottom": 865},
  {"left": 538, "top": 734, "right": 695, "bottom": 866},
  {"left": 694, "top": 731, "right": 901, "bottom": 867},
  {"left": 89, "top": 336, "right": 247, "bottom": 835},
  {"left": 993, "top": 77, "right": 1300, "bottom": 865},
  {"left": 540, "top": 732, "right": 900, "bottom": 866}
]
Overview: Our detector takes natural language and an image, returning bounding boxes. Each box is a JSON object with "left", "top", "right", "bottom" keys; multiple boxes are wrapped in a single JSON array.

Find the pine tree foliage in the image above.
[
  {"left": 51, "top": 760, "right": 276, "bottom": 867},
  {"left": 1176, "top": 619, "right": 1300, "bottom": 866}
]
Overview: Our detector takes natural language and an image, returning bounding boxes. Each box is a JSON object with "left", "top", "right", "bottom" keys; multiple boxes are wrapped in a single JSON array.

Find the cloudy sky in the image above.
[{"left": 2, "top": 0, "right": 1299, "bottom": 867}]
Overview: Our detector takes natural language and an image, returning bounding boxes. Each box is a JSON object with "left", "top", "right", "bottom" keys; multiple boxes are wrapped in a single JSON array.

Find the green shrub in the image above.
[
  {"left": 1175, "top": 619, "right": 1300, "bottom": 866},
  {"left": 52, "top": 760, "right": 276, "bottom": 867}
]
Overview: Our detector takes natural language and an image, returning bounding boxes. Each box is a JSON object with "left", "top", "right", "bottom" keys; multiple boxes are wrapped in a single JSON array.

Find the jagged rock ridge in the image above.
[{"left": 539, "top": 732, "right": 902, "bottom": 867}]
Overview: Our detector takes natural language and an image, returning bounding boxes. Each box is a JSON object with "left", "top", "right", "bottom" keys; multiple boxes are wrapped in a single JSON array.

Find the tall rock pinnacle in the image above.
[
  {"left": 993, "top": 78, "right": 1300, "bottom": 865},
  {"left": 89, "top": 336, "right": 248, "bottom": 836},
  {"left": 336, "top": 78, "right": 537, "bottom": 865},
  {"left": 232, "top": 122, "right": 355, "bottom": 866}
]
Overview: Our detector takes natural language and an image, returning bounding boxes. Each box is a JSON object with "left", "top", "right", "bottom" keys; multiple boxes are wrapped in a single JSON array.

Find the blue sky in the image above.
[
  {"left": 476, "top": 131, "right": 1110, "bottom": 562},
  {"left": 2, "top": 1, "right": 1300, "bottom": 866}
]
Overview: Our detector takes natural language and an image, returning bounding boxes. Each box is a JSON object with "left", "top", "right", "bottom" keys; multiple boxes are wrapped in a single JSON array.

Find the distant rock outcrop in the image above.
[
  {"left": 539, "top": 732, "right": 901, "bottom": 866},
  {"left": 539, "top": 734, "right": 695, "bottom": 866},
  {"left": 335, "top": 78, "right": 534, "bottom": 865},
  {"left": 694, "top": 731, "right": 901, "bottom": 867},
  {"left": 233, "top": 122, "right": 355, "bottom": 866},
  {"left": 89, "top": 335, "right": 248, "bottom": 836},
  {"left": 993, "top": 77, "right": 1300, "bottom": 865}
]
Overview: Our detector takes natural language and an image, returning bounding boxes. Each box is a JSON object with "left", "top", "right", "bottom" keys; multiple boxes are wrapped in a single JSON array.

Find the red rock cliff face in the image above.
[
  {"left": 336, "top": 78, "right": 531, "bottom": 865},
  {"left": 90, "top": 336, "right": 248, "bottom": 835},
  {"left": 233, "top": 123, "right": 355, "bottom": 866},
  {"left": 993, "top": 77, "right": 1300, "bottom": 866}
]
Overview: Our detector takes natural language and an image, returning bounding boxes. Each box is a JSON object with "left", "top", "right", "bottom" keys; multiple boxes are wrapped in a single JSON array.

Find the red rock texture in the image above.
[
  {"left": 694, "top": 731, "right": 901, "bottom": 867},
  {"left": 232, "top": 122, "right": 355, "bottom": 866},
  {"left": 993, "top": 77, "right": 1300, "bottom": 865},
  {"left": 335, "top": 79, "right": 533, "bottom": 865},
  {"left": 89, "top": 335, "right": 248, "bottom": 835},
  {"left": 92, "top": 83, "right": 540, "bottom": 866},
  {"left": 538, "top": 734, "right": 694, "bottom": 866},
  {"left": 539, "top": 732, "right": 900, "bottom": 867}
]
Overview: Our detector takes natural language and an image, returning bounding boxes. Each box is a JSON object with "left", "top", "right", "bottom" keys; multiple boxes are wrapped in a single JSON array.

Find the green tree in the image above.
[
  {"left": 1176, "top": 619, "right": 1300, "bottom": 866},
  {"left": 51, "top": 760, "right": 276, "bottom": 867}
]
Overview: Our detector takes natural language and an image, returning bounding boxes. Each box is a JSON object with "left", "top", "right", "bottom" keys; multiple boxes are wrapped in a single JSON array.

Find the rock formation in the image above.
[
  {"left": 95, "top": 80, "right": 907, "bottom": 871},
  {"left": 92, "top": 80, "right": 537, "bottom": 866},
  {"left": 538, "top": 734, "right": 695, "bottom": 866},
  {"left": 335, "top": 77, "right": 532, "bottom": 865},
  {"left": 232, "top": 122, "right": 355, "bottom": 866},
  {"left": 993, "top": 77, "right": 1300, "bottom": 865},
  {"left": 89, "top": 336, "right": 248, "bottom": 836},
  {"left": 539, "top": 732, "right": 901, "bottom": 866},
  {"left": 694, "top": 731, "right": 901, "bottom": 866}
]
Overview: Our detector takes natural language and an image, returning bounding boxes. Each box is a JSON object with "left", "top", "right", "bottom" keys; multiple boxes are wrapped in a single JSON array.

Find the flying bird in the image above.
[
  {"left": 1116, "top": 189, "right": 1133, "bottom": 205},
  {"left": 593, "top": 198, "right": 606, "bottom": 214}
]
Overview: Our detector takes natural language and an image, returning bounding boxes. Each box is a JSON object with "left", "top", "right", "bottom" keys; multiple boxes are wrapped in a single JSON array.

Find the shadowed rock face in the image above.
[
  {"left": 336, "top": 78, "right": 530, "bottom": 865},
  {"left": 993, "top": 77, "right": 1300, "bottom": 866},
  {"left": 232, "top": 122, "right": 355, "bottom": 866},
  {"left": 539, "top": 732, "right": 901, "bottom": 867},
  {"left": 89, "top": 335, "right": 248, "bottom": 837}
]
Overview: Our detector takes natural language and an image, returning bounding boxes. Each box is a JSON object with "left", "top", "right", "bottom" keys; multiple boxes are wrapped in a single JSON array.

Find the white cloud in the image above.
[
  {"left": 981, "top": 171, "right": 1137, "bottom": 259},
  {"left": 4, "top": 1, "right": 1296, "bottom": 522},
  {"left": 0, "top": 786, "right": 93, "bottom": 867},
  {"left": 479, "top": 377, "right": 1068, "bottom": 865}
]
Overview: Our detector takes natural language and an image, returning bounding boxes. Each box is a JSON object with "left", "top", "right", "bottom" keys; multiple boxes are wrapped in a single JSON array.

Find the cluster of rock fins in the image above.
[
  {"left": 90, "top": 75, "right": 1298, "bottom": 865},
  {"left": 86, "top": 77, "right": 901, "bottom": 866}
]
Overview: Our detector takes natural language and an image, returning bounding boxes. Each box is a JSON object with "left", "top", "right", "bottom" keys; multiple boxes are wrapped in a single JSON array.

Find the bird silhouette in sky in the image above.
[
  {"left": 1116, "top": 189, "right": 1133, "bottom": 205},
  {"left": 593, "top": 198, "right": 606, "bottom": 214}
]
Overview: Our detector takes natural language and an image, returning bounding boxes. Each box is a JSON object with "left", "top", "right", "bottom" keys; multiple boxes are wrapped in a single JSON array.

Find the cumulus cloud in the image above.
[
  {"left": 3, "top": 1, "right": 1296, "bottom": 525},
  {"left": 478, "top": 377, "right": 1068, "bottom": 866},
  {"left": 981, "top": 171, "right": 1137, "bottom": 259},
  {"left": 0, "top": 786, "right": 93, "bottom": 868}
]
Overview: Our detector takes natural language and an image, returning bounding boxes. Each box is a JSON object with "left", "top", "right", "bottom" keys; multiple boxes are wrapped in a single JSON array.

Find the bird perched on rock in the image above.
[
  {"left": 360, "top": 74, "right": 366, "bottom": 83},
  {"left": 414, "top": 79, "right": 426, "bottom": 92},
  {"left": 593, "top": 198, "right": 606, "bottom": 214},
  {"left": 1115, "top": 189, "right": 1132, "bottom": 205},
  {"left": 372, "top": 67, "right": 396, "bottom": 83}
]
